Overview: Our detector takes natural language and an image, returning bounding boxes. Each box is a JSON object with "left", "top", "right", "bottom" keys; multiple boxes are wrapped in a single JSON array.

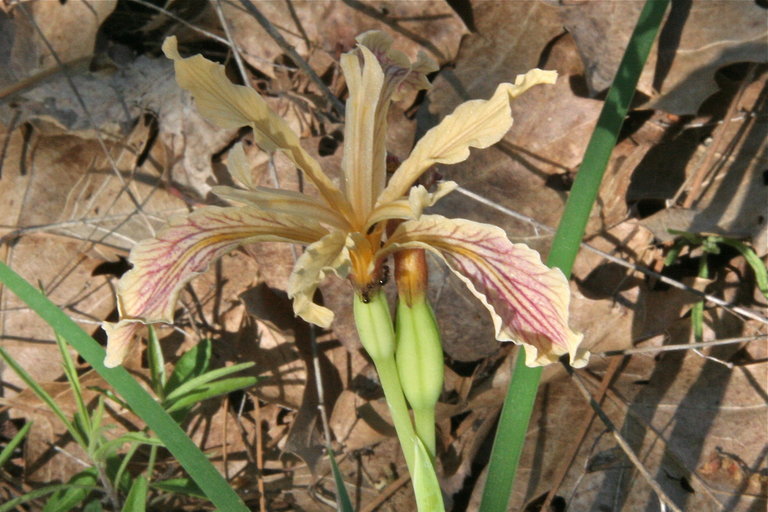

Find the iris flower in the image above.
[{"left": 102, "top": 31, "right": 588, "bottom": 370}]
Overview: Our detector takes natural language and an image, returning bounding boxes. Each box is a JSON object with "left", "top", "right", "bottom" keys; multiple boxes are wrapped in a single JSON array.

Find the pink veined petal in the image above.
[
  {"left": 103, "top": 206, "right": 327, "bottom": 367},
  {"left": 384, "top": 215, "right": 588, "bottom": 368}
]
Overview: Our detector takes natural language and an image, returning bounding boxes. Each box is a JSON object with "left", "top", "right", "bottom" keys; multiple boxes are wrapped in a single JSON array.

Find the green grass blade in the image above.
[
  {"left": 479, "top": 1, "right": 671, "bottom": 510},
  {"left": 0, "top": 420, "right": 32, "bottom": 468},
  {"left": 121, "top": 474, "right": 148, "bottom": 512},
  {"left": 163, "top": 363, "right": 255, "bottom": 403},
  {"left": 0, "top": 346, "right": 83, "bottom": 446},
  {"left": 327, "top": 447, "right": 354, "bottom": 512},
  {"left": 0, "top": 261, "right": 249, "bottom": 512}
]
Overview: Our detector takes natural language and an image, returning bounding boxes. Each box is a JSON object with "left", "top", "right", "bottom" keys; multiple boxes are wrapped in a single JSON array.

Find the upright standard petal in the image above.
[
  {"left": 353, "top": 31, "right": 437, "bottom": 212},
  {"left": 340, "top": 46, "right": 385, "bottom": 221},
  {"left": 162, "top": 37, "right": 350, "bottom": 219},
  {"left": 103, "top": 206, "right": 327, "bottom": 367},
  {"left": 287, "top": 231, "right": 350, "bottom": 327},
  {"left": 378, "top": 69, "right": 558, "bottom": 205},
  {"left": 384, "top": 215, "right": 588, "bottom": 367}
]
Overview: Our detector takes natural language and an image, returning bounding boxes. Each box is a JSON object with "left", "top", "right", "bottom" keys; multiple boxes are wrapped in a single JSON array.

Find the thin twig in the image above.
[
  {"left": 543, "top": 356, "right": 623, "bottom": 509},
  {"left": 564, "top": 364, "right": 685, "bottom": 512},
  {"left": 17, "top": 4, "right": 154, "bottom": 237},
  {"left": 599, "top": 334, "right": 766, "bottom": 357},
  {"left": 213, "top": 0, "right": 249, "bottom": 83},
  {"left": 238, "top": 0, "right": 345, "bottom": 117},
  {"left": 455, "top": 186, "right": 768, "bottom": 325}
]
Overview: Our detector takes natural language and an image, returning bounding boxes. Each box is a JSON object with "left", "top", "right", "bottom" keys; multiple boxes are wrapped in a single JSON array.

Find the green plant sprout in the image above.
[
  {"left": 0, "top": 324, "right": 256, "bottom": 511},
  {"left": 664, "top": 230, "right": 768, "bottom": 341}
]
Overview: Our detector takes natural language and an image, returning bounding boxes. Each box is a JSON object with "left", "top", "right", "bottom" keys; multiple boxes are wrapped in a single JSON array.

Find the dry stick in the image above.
[
  {"left": 212, "top": 10, "right": 341, "bottom": 503},
  {"left": 239, "top": 0, "right": 346, "bottom": 118},
  {"left": 213, "top": 0, "right": 250, "bottom": 83},
  {"left": 564, "top": 365, "right": 685, "bottom": 512},
  {"left": 129, "top": 0, "right": 232, "bottom": 47},
  {"left": 600, "top": 334, "right": 766, "bottom": 357},
  {"left": 542, "top": 356, "right": 623, "bottom": 510},
  {"left": 253, "top": 395, "right": 267, "bottom": 512},
  {"left": 17, "top": 4, "right": 155, "bottom": 237},
  {"left": 680, "top": 65, "right": 754, "bottom": 209},
  {"left": 360, "top": 473, "right": 411, "bottom": 512},
  {"left": 455, "top": 186, "right": 768, "bottom": 326},
  {"left": 579, "top": 371, "right": 726, "bottom": 509}
]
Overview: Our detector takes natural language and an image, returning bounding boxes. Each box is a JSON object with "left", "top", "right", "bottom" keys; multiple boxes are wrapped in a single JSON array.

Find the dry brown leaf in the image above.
[
  {"left": 559, "top": 0, "right": 768, "bottom": 115},
  {"left": 224, "top": 0, "right": 465, "bottom": 79},
  {"left": 0, "top": 1, "right": 116, "bottom": 89}
]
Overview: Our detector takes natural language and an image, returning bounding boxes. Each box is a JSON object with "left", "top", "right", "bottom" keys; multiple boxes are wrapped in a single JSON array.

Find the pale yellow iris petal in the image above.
[
  {"left": 365, "top": 181, "right": 457, "bottom": 228},
  {"left": 378, "top": 69, "right": 558, "bottom": 205},
  {"left": 162, "top": 37, "right": 350, "bottom": 218},
  {"left": 212, "top": 185, "right": 347, "bottom": 230},
  {"left": 102, "top": 206, "right": 327, "bottom": 367},
  {"left": 287, "top": 231, "right": 350, "bottom": 327},
  {"left": 383, "top": 215, "right": 588, "bottom": 368},
  {"left": 340, "top": 46, "right": 385, "bottom": 220},
  {"left": 225, "top": 142, "right": 257, "bottom": 190},
  {"left": 353, "top": 31, "right": 437, "bottom": 210}
]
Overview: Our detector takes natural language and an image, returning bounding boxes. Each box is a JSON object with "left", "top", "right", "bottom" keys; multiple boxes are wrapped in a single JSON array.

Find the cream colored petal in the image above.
[
  {"left": 104, "top": 206, "right": 326, "bottom": 367},
  {"left": 378, "top": 69, "right": 558, "bottom": 205},
  {"left": 287, "top": 231, "right": 350, "bottom": 327},
  {"left": 384, "top": 215, "right": 588, "bottom": 368},
  {"left": 340, "top": 46, "right": 384, "bottom": 220},
  {"left": 226, "top": 142, "right": 256, "bottom": 189},
  {"left": 212, "top": 185, "right": 347, "bottom": 230},
  {"left": 102, "top": 321, "right": 142, "bottom": 368},
  {"left": 162, "top": 37, "right": 350, "bottom": 217},
  {"left": 365, "top": 181, "right": 457, "bottom": 228}
]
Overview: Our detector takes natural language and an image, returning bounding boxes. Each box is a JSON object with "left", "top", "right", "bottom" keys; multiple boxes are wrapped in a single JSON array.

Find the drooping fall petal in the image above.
[
  {"left": 162, "top": 37, "right": 350, "bottom": 219},
  {"left": 384, "top": 215, "right": 588, "bottom": 367},
  {"left": 286, "top": 231, "right": 350, "bottom": 327},
  {"left": 378, "top": 69, "right": 558, "bottom": 205},
  {"left": 102, "top": 206, "right": 327, "bottom": 367}
]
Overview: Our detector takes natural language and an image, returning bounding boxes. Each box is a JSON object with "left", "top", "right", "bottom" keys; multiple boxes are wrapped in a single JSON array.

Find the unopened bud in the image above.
[{"left": 395, "top": 248, "right": 428, "bottom": 307}]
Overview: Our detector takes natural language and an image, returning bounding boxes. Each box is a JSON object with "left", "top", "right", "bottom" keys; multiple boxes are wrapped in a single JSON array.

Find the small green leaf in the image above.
[
  {"left": 164, "top": 339, "right": 213, "bottom": 395},
  {"left": 719, "top": 238, "right": 768, "bottom": 299},
  {"left": 0, "top": 421, "right": 32, "bottom": 468},
  {"left": 42, "top": 468, "right": 99, "bottom": 512},
  {"left": 122, "top": 475, "right": 148, "bottom": 512},
  {"left": 163, "top": 363, "right": 255, "bottom": 404},
  {"left": 151, "top": 477, "right": 206, "bottom": 499},
  {"left": 412, "top": 436, "right": 444, "bottom": 512},
  {"left": 328, "top": 447, "right": 354, "bottom": 512},
  {"left": 164, "top": 376, "right": 258, "bottom": 414},
  {"left": 147, "top": 325, "right": 167, "bottom": 399},
  {"left": 0, "top": 346, "right": 83, "bottom": 446}
]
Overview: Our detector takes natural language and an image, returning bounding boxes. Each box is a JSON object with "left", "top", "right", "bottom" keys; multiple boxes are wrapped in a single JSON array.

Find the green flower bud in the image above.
[
  {"left": 353, "top": 290, "right": 396, "bottom": 361},
  {"left": 395, "top": 296, "right": 444, "bottom": 412}
]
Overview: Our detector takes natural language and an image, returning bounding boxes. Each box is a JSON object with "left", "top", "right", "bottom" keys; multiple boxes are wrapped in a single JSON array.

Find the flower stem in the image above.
[
  {"left": 413, "top": 407, "right": 437, "bottom": 460},
  {"left": 353, "top": 292, "right": 417, "bottom": 474}
]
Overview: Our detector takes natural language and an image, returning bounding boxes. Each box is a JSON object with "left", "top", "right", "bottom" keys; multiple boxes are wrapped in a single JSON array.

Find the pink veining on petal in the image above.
[
  {"left": 385, "top": 215, "right": 586, "bottom": 367},
  {"left": 118, "top": 206, "right": 325, "bottom": 325}
]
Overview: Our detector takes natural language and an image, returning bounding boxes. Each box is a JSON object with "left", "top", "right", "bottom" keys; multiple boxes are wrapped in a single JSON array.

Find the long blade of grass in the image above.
[
  {"left": 0, "top": 261, "right": 250, "bottom": 512},
  {"left": 479, "top": 1, "right": 671, "bottom": 510},
  {"left": 0, "top": 420, "right": 32, "bottom": 468}
]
